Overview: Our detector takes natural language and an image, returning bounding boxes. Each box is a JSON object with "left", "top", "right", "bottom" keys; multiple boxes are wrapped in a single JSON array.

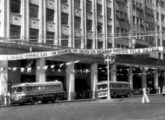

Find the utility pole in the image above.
[{"left": 105, "top": 55, "right": 115, "bottom": 100}]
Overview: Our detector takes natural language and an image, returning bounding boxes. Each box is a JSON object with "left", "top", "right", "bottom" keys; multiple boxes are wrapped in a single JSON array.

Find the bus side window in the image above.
[{"left": 26, "top": 86, "right": 32, "bottom": 91}]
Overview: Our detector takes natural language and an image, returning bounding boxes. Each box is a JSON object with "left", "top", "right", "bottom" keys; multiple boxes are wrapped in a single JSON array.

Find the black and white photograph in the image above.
[{"left": 1, "top": 0, "right": 165, "bottom": 120}]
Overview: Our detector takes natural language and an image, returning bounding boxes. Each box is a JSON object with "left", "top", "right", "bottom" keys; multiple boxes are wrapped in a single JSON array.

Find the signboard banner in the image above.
[{"left": 0, "top": 47, "right": 163, "bottom": 61}]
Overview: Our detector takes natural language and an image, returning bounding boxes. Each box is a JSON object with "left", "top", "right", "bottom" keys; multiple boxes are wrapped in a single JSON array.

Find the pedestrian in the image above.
[{"left": 142, "top": 87, "right": 150, "bottom": 103}]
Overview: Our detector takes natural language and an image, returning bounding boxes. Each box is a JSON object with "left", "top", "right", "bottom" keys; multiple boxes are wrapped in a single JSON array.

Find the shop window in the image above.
[
  {"left": 46, "top": 31, "right": 55, "bottom": 44},
  {"left": 10, "top": 0, "right": 21, "bottom": 13},
  {"left": 61, "top": 13, "right": 69, "bottom": 25},
  {"left": 46, "top": 8, "right": 54, "bottom": 21},
  {"left": 30, "top": 4, "right": 39, "bottom": 18},
  {"left": 21, "top": 75, "right": 36, "bottom": 83},
  {"left": 29, "top": 28, "right": 39, "bottom": 42},
  {"left": 21, "top": 59, "right": 36, "bottom": 68},
  {"left": 10, "top": 24, "right": 21, "bottom": 39}
]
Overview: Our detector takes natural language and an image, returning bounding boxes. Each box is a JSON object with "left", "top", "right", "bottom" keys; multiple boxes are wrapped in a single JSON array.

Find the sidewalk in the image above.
[{"left": 0, "top": 94, "right": 162, "bottom": 107}]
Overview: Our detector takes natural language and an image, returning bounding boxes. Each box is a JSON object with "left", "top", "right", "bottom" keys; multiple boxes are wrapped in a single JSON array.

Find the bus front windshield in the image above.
[
  {"left": 11, "top": 87, "right": 23, "bottom": 93},
  {"left": 97, "top": 84, "right": 107, "bottom": 90}
]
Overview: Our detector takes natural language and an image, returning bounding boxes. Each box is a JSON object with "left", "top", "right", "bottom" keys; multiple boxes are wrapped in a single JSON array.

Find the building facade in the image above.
[{"left": 0, "top": 0, "right": 165, "bottom": 102}]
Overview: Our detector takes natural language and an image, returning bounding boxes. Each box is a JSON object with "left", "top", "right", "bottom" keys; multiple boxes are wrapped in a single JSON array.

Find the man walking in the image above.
[{"left": 142, "top": 87, "right": 150, "bottom": 103}]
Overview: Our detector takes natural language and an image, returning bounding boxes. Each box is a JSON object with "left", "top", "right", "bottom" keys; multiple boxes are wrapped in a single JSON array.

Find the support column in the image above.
[
  {"left": 39, "top": 0, "right": 46, "bottom": 43},
  {"left": 66, "top": 63, "right": 75, "bottom": 101},
  {"left": 163, "top": 71, "right": 165, "bottom": 87},
  {"left": 142, "top": 68, "right": 147, "bottom": 88},
  {"left": 36, "top": 58, "right": 46, "bottom": 82},
  {"left": 0, "top": 61, "right": 8, "bottom": 97},
  {"left": 0, "top": 0, "right": 10, "bottom": 38},
  {"left": 111, "top": 64, "right": 116, "bottom": 82},
  {"left": 21, "top": 0, "right": 29, "bottom": 40},
  {"left": 154, "top": 69, "right": 159, "bottom": 93},
  {"left": 91, "top": 63, "right": 98, "bottom": 99},
  {"left": 128, "top": 66, "right": 133, "bottom": 90}
]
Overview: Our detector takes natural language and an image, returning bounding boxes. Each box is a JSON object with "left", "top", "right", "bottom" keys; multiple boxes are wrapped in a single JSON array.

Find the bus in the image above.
[
  {"left": 96, "top": 81, "right": 132, "bottom": 99},
  {"left": 162, "top": 86, "right": 165, "bottom": 96},
  {"left": 11, "top": 81, "right": 66, "bottom": 105}
]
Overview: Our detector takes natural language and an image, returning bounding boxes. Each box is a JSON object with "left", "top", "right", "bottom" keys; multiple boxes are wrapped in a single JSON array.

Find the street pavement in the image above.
[{"left": 0, "top": 95, "right": 165, "bottom": 120}]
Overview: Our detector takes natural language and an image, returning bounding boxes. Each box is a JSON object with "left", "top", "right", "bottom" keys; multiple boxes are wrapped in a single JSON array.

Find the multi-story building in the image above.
[{"left": 0, "top": 0, "right": 165, "bottom": 103}]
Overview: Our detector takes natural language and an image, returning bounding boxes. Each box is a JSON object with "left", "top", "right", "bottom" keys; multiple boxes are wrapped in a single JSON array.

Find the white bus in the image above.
[
  {"left": 11, "top": 81, "right": 66, "bottom": 105},
  {"left": 162, "top": 86, "right": 165, "bottom": 96},
  {"left": 96, "top": 81, "right": 132, "bottom": 99}
]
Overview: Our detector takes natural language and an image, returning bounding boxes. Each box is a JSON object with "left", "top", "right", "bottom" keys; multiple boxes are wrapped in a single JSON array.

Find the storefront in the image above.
[{"left": 0, "top": 42, "right": 165, "bottom": 102}]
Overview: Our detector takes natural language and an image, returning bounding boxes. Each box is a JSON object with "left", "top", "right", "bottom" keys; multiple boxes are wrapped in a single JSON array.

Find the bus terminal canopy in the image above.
[{"left": 0, "top": 46, "right": 163, "bottom": 61}]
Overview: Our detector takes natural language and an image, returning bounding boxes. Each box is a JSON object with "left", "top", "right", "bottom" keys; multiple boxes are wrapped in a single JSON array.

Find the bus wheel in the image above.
[{"left": 19, "top": 102, "right": 25, "bottom": 105}]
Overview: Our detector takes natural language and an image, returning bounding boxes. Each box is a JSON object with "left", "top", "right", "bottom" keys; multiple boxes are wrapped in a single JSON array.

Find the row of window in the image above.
[
  {"left": 11, "top": 85, "right": 62, "bottom": 93},
  {"left": 25, "top": 85, "right": 62, "bottom": 92},
  {"left": 10, "top": 23, "right": 114, "bottom": 48},
  {"left": 10, "top": 0, "right": 112, "bottom": 22}
]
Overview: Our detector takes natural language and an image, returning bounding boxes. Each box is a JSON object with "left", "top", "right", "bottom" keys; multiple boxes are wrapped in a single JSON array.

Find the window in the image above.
[
  {"left": 108, "top": 43, "right": 112, "bottom": 48},
  {"left": 97, "top": 23, "right": 102, "bottom": 32},
  {"left": 97, "top": 4, "right": 102, "bottom": 15},
  {"left": 74, "top": 0, "right": 80, "bottom": 8},
  {"left": 107, "top": 8, "right": 111, "bottom": 18},
  {"left": 10, "top": 24, "right": 21, "bottom": 39},
  {"left": 61, "top": 0, "right": 68, "bottom": 4},
  {"left": 98, "top": 41, "right": 103, "bottom": 49},
  {"left": 46, "top": 31, "right": 55, "bottom": 44},
  {"left": 61, "top": 35, "right": 68, "bottom": 47},
  {"left": 30, "top": 4, "right": 39, "bottom": 18},
  {"left": 29, "top": 28, "right": 39, "bottom": 42},
  {"left": 74, "top": 37, "right": 81, "bottom": 48},
  {"left": 46, "top": 8, "right": 54, "bottom": 21},
  {"left": 87, "top": 39, "right": 93, "bottom": 49},
  {"left": 74, "top": 16, "right": 81, "bottom": 28},
  {"left": 61, "top": 40, "right": 68, "bottom": 47},
  {"left": 87, "top": 20, "right": 92, "bottom": 31},
  {"left": 61, "top": 13, "right": 69, "bottom": 25},
  {"left": 107, "top": 25, "right": 112, "bottom": 34},
  {"left": 86, "top": 0, "right": 92, "bottom": 12},
  {"left": 10, "top": 0, "right": 21, "bottom": 13},
  {"left": 17, "top": 87, "right": 23, "bottom": 92}
]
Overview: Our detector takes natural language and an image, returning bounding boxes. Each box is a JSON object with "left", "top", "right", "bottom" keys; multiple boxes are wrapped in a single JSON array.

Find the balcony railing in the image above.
[
  {"left": 10, "top": 12, "right": 22, "bottom": 25},
  {"left": 107, "top": 18, "right": 112, "bottom": 25},
  {"left": 46, "top": 0, "right": 55, "bottom": 9},
  {"left": 107, "top": 0, "right": 111, "bottom": 8},
  {"left": 87, "top": 12, "right": 93, "bottom": 20},
  {"left": 87, "top": 30, "right": 93, "bottom": 39},
  {"left": 74, "top": 7, "right": 81, "bottom": 17},
  {"left": 61, "top": 3, "right": 69, "bottom": 13},
  {"left": 47, "top": 21, "right": 55, "bottom": 32},
  {"left": 75, "top": 28, "right": 82, "bottom": 37},
  {"left": 62, "top": 24, "right": 69, "bottom": 35},
  {"left": 97, "top": 15, "right": 103, "bottom": 23},
  {"left": 97, "top": 0, "right": 102, "bottom": 4},
  {"left": 30, "top": 17, "right": 39, "bottom": 29}
]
